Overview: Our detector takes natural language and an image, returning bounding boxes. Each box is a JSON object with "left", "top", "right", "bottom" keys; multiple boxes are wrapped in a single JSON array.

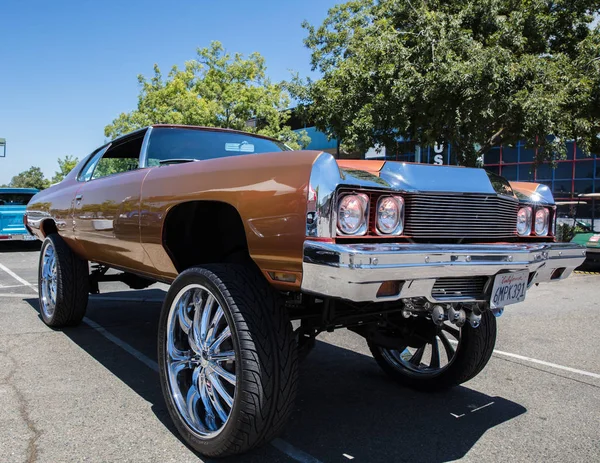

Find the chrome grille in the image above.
[
  {"left": 432, "top": 277, "right": 489, "bottom": 299},
  {"left": 404, "top": 194, "right": 518, "bottom": 239}
]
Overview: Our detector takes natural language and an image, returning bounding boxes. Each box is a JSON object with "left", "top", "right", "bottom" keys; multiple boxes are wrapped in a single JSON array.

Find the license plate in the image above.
[{"left": 490, "top": 270, "right": 528, "bottom": 309}]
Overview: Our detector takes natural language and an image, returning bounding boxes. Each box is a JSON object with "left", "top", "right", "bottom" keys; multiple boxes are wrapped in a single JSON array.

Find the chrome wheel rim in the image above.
[
  {"left": 380, "top": 323, "right": 461, "bottom": 377},
  {"left": 166, "top": 284, "right": 236, "bottom": 438},
  {"left": 40, "top": 242, "right": 57, "bottom": 318}
]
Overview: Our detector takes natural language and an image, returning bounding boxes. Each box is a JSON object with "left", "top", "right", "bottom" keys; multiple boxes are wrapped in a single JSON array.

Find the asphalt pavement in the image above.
[{"left": 0, "top": 242, "right": 599, "bottom": 463}]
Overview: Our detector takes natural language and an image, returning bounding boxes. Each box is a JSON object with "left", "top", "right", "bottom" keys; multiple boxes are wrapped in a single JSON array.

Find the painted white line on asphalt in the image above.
[
  {"left": 471, "top": 401, "right": 495, "bottom": 413},
  {"left": 0, "top": 262, "right": 35, "bottom": 289},
  {"left": 446, "top": 338, "right": 600, "bottom": 379},
  {"left": 0, "top": 293, "right": 38, "bottom": 298},
  {"left": 271, "top": 438, "right": 324, "bottom": 463},
  {"left": 0, "top": 284, "right": 29, "bottom": 289},
  {"left": 82, "top": 317, "right": 160, "bottom": 372},
  {"left": 493, "top": 349, "right": 600, "bottom": 380}
]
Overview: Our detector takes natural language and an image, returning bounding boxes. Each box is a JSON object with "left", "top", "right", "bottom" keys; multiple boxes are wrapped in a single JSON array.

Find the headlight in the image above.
[
  {"left": 517, "top": 206, "right": 532, "bottom": 236},
  {"left": 337, "top": 193, "right": 369, "bottom": 235},
  {"left": 534, "top": 208, "right": 549, "bottom": 236},
  {"left": 376, "top": 196, "right": 404, "bottom": 235}
]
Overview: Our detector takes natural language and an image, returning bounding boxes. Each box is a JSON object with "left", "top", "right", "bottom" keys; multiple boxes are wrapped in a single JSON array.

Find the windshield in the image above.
[
  {"left": 0, "top": 193, "right": 35, "bottom": 206},
  {"left": 146, "top": 127, "right": 291, "bottom": 166}
]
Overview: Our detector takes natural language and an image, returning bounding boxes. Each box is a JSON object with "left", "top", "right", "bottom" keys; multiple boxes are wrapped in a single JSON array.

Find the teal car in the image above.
[
  {"left": 566, "top": 193, "right": 600, "bottom": 265},
  {"left": 0, "top": 188, "right": 39, "bottom": 241}
]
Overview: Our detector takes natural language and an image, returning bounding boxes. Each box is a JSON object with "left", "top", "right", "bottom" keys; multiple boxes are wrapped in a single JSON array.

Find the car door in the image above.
[{"left": 73, "top": 130, "right": 156, "bottom": 274}]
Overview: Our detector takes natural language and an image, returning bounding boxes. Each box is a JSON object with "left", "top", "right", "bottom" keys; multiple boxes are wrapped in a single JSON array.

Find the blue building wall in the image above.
[{"left": 302, "top": 127, "right": 338, "bottom": 151}]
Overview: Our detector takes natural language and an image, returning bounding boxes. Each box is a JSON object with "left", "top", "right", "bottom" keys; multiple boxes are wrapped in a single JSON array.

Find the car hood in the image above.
[{"left": 335, "top": 159, "right": 517, "bottom": 199}]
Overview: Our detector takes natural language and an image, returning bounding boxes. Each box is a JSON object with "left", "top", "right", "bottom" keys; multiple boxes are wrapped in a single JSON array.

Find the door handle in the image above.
[{"left": 75, "top": 194, "right": 83, "bottom": 201}]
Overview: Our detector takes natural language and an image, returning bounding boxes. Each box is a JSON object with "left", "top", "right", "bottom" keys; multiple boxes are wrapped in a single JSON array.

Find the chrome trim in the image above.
[
  {"left": 379, "top": 162, "right": 514, "bottom": 196},
  {"left": 512, "top": 183, "right": 555, "bottom": 206},
  {"left": 139, "top": 126, "right": 153, "bottom": 168},
  {"left": 306, "top": 152, "right": 341, "bottom": 238},
  {"left": 40, "top": 241, "right": 57, "bottom": 318},
  {"left": 301, "top": 241, "right": 586, "bottom": 303},
  {"left": 166, "top": 283, "right": 236, "bottom": 438},
  {"left": 77, "top": 144, "right": 111, "bottom": 182},
  {"left": 403, "top": 193, "right": 518, "bottom": 239}
]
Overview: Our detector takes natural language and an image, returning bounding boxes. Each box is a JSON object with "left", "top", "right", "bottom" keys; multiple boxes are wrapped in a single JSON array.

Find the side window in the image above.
[
  {"left": 78, "top": 146, "right": 109, "bottom": 182},
  {"left": 92, "top": 134, "right": 144, "bottom": 180}
]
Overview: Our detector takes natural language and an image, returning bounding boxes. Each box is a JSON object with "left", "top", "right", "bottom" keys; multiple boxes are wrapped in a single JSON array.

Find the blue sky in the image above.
[{"left": 0, "top": 0, "right": 337, "bottom": 185}]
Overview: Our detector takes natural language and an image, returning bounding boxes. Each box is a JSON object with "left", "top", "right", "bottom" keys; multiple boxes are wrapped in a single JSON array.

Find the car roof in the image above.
[
  {"left": 0, "top": 188, "right": 39, "bottom": 194},
  {"left": 98, "top": 124, "right": 286, "bottom": 155},
  {"left": 149, "top": 124, "right": 281, "bottom": 142}
]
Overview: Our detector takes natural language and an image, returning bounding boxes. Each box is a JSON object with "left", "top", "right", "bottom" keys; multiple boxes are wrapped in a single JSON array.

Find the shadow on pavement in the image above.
[
  {"left": 25, "top": 289, "right": 527, "bottom": 462},
  {"left": 0, "top": 241, "right": 41, "bottom": 253}
]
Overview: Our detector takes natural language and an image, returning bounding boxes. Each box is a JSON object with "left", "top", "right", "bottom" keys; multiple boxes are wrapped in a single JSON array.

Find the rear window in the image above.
[
  {"left": 0, "top": 193, "right": 34, "bottom": 206},
  {"left": 146, "top": 128, "right": 291, "bottom": 166}
]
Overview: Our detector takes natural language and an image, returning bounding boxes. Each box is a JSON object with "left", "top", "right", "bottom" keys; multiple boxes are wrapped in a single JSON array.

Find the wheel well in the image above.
[
  {"left": 163, "top": 201, "right": 250, "bottom": 272},
  {"left": 41, "top": 219, "right": 58, "bottom": 237}
]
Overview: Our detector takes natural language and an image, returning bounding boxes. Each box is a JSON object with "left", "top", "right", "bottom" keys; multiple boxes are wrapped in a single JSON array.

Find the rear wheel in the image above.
[
  {"left": 368, "top": 311, "right": 497, "bottom": 391},
  {"left": 38, "top": 233, "right": 89, "bottom": 327},
  {"left": 158, "top": 264, "right": 298, "bottom": 457}
]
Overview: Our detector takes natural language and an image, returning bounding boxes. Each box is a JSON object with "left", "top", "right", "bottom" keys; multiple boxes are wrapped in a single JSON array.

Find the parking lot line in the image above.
[
  {"left": 271, "top": 438, "right": 324, "bottom": 463},
  {"left": 0, "top": 262, "right": 34, "bottom": 288},
  {"left": 492, "top": 349, "right": 600, "bottom": 380},
  {"left": 83, "top": 317, "right": 159, "bottom": 371},
  {"left": 0, "top": 293, "right": 38, "bottom": 298}
]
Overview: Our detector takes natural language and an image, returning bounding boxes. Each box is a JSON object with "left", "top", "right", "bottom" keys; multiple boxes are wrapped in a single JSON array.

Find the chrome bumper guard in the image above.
[{"left": 302, "top": 241, "right": 586, "bottom": 303}]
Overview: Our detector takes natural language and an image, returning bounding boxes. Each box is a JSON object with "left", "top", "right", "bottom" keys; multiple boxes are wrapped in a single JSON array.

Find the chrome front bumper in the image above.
[{"left": 301, "top": 241, "right": 586, "bottom": 303}]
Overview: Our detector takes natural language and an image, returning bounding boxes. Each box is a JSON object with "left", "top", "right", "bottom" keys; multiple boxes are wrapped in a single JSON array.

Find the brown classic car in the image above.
[{"left": 26, "top": 125, "right": 586, "bottom": 457}]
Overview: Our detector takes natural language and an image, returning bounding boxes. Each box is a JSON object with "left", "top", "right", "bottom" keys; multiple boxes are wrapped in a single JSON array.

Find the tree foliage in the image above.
[
  {"left": 105, "top": 42, "right": 310, "bottom": 150},
  {"left": 52, "top": 155, "right": 79, "bottom": 184},
  {"left": 294, "top": 0, "right": 600, "bottom": 165},
  {"left": 8, "top": 166, "right": 50, "bottom": 190}
]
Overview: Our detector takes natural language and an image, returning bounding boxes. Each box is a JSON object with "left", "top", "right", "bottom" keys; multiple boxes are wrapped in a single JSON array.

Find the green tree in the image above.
[
  {"left": 9, "top": 167, "right": 50, "bottom": 190},
  {"left": 294, "top": 0, "right": 600, "bottom": 165},
  {"left": 52, "top": 155, "right": 79, "bottom": 184},
  {"left": 105, "top": 41, "right": 310, "bottom": 150}
]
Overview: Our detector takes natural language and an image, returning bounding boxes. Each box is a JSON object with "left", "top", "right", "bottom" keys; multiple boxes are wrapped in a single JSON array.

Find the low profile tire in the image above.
[
  {"left": 368, "top": 311, "right": 497, "bottom": 391},
  {"left": 157, "top": 264, "right": 298, "bottom": 457},
  {"left": 38, "top": 233, "right": 89, "bottom": 327}
]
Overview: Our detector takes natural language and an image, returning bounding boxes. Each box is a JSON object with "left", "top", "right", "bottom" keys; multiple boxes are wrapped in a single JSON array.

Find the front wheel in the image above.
[
  {"left": 157, "top": 264, "right": 298, "bottom": 457},
  {"left": 368, "top": 311, "right": 497, "bottom": 391}
]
